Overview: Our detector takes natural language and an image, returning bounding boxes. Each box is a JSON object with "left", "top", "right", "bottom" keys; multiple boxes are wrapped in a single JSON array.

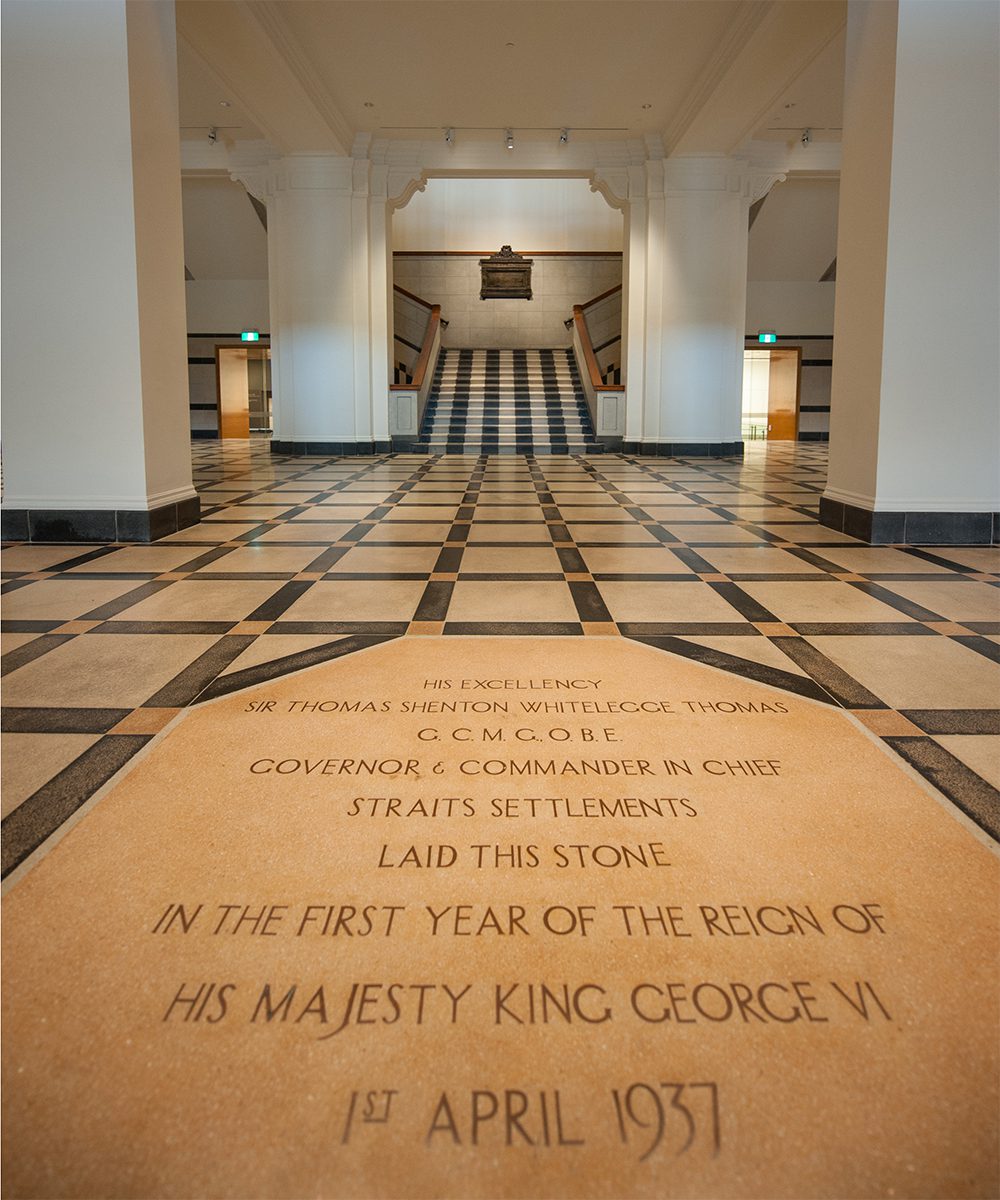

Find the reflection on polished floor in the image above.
[{"left": 2, "top": 440, "right": 998, "bottom": 877}]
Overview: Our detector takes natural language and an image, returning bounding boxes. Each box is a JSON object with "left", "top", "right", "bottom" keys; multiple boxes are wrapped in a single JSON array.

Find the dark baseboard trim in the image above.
[
  {"left": 819, "top": 497, "right": 999, "bottom": 545},
  {"left": 270, "top": 439, "right": 394, "bottom": 457},
  {"left": 622, "top": 441, "right": 745, "bottom": 458},
  {"left": 798, "top": 431, "right": 830, "bottom": 441},
  {"left": 190, "top": 428, "right": 218, "bottom": 439},
  {"left": 2, "top": 496, "right": 201, "bottom": 544}
]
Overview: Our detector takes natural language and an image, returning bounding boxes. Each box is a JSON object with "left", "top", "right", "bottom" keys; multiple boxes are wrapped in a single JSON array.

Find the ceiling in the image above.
[{"left": 176, "top": 0, "right": 846, "bottom": 157}]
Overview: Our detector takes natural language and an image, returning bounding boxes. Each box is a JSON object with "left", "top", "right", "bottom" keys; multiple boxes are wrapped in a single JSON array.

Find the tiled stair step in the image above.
[{"left": 420, "top": 349, "right": 597, "bottom": 449}]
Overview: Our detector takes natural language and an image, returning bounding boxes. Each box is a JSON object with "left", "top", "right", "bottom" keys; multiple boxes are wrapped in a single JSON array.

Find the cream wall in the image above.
[
  {"left": 393, "top": 178, "right": 623, "bottom": 252},
  {"left": 394, "top": 254, "right": 621, "bottom": 349}
]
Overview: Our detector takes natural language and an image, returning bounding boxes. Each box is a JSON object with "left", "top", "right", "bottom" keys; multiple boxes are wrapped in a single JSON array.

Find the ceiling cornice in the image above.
[
  {"left": 240, "top": 0, "right": 354, "bottom": 155},
  {"left": 664, "top": 0, "right": 773, "bottom": 155}
]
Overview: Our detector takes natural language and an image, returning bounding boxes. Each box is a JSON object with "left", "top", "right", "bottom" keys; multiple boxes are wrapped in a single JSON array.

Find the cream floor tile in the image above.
[
  {"left": 1, "top": 634, "right": 218, "bottom": 708},
  {"left": 0, "top": 578, "right": 149, "bottom": 621},
  {"left": 807, "top": 547, "right": 955, "bottom": 574},
  {"left": 553, "top": 506, "right": 634, "bottom": 522},
  {"left": 359, "top": 523, "right": 455, "bottom": 543},
  {"left": 661, "top": 525, "right": 771, "bottom": 544},
  {"left": 2, "top": 633, "right": 42, "bottom": 654},
  {"left": 934, "top": 735, "right": 1000, "bottom": 790},
  {"left": 566, "top": 523, "right": 660, "bottom": 543},
  {"left": 280, "top": 580, "right": 425, "bottom": 622},
  {"left": 878, "top": 580, "right": 1000, "bottom": 623},
  {"left": 476, "top": 492, "right": 542, "bottom": 505},
  {"left": 388, "top": 506, "right": 460, "bottom": 522},
  {"left": 581, "top": 546, "right": 696, "bottom": 574},
  {"left": 598, "top": 581, "right": 744, "bottom": 623},
  {"left": 755, "top": 524, "right": 862, "bottom": 544},
  {"left": 465, "top": 523, "right": 554, "bottom": 543},
  {"left": 693, "top": 546, "right": 827, "bottom": 574},
  {"left": 196, "top": 545, "right": 329, "bottom": 573},
  {"left": 160, "top": 524, "right": 254, "bottom": 543},
  {"left": 113, "top": 580, "right": 286, "bottom": 622},
  {"left": 737, "top": 581, "right": 916, "bottom": 623},
  {"left": 64, "top": 546, "right": 207, "bottom": 574},
  {"left": 220, "top": 634, "right": 352, "bottom": 677},
  {"left": 446, "top": 581, "right": 578, "bottom": 622},
  {"left": 672, "top": 635, "right": 809, "bottom": 676},
  {"left": 807, "top": 636, "right": 1000, "bottom": 709},
  {"left": 459, "top": 546, "right": 563, "bottom": 573},
  {"left": 399, "top": 491, "right": 467, "bottom": 502},
  {"left": 926, "top": 547, "right": 1000, "bottom": 572},
  {"left": 288, "top": 505, "right": 375, "bottom": 520},
  {"left": 203, "top": 506, "right": 299, "bottom": 522},
  {"left": 254, "top": 524, "right": 356, "bottom": 542},
  {"left": 327, "top": 545, "right": 441, "bottom": 573},
  {"left": 2, "top": 546, "right": 88, "bottom": 572},
  {"left": 1, "top": 733, "right": 102, "bottom": 818},
  {"left": 471, "top": 507, "right": 546, "bottom": 523}
]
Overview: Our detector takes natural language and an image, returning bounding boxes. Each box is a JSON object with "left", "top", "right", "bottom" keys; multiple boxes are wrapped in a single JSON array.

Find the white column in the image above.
[
  {"left": 823, "top": 0, "right": 1000, "bottom": 543},
  {"left": 1, "top": 0, "right": 197, "bottom": 541},
  {"left": 635, "top": 157, "right": 751, "bottom": 453},
  {"left": 264, "top": 155, "right": 387, "bottom": 453}
]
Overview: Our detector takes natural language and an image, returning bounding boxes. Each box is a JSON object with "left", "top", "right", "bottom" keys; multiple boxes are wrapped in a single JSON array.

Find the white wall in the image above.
[
  {"left": 182, "top": 176, "right": 267, "bottom": 280},
  {"left": 2, "top": 0, "right": 194, "bottom": 513},
  {"left": 185, "top": 281, "right": 270, "bottom": 332},
  {"left": 746, "top": 282, "right": 835, "bottom": 334},
  {"left": 748, "top": 178, "right": 840, "bottom": 282},
  {"left": 393, "top": 178, "right": 623, "bottom": 252}
]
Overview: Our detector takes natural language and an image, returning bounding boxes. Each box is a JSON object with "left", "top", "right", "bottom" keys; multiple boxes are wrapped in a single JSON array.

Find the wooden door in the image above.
[
  {"left": 767, "top": 347, "right": 801, "bottom": 440},
  {"left": 216, "top": 347, "right": 250, "bottom": 439}
]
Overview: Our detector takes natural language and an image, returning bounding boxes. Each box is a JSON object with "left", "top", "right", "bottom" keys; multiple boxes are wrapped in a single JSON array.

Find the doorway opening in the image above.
[
  {"left": 741, "top": 347, "right": 801, "bottom": 441},
  {"left": 216, "top": 346, "right": 272, "bottom": 438}
]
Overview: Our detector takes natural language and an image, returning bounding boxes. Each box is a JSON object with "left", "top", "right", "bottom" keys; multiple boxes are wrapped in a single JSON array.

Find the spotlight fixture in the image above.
[
  {"left": 445, "top": 127, "right": 454, "bottom": 145},
  {"left": 801, "top": 127, "right": 812, "bottom": 145},
  {"left": 559, "top": 128, "right": 569, "bottom": 144},
  {"left": 207, "top": 126, "right": 218, "bottom": 144},
  {"left": 505, "top": 129, "right": 514, "bottom": 151}
]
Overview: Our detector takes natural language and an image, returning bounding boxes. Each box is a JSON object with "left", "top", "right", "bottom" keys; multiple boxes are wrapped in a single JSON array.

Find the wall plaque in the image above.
[{"left": 480, "top": 245, "right": 533, "bottom": 300}]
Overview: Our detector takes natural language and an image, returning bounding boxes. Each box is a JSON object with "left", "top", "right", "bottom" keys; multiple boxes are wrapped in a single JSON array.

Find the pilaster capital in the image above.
[
  {"left": 661, "top": 155, "right": 755, "bottom": 199},
  {"left": 228, "top": 139, "right": 280, "bottom": 203}
]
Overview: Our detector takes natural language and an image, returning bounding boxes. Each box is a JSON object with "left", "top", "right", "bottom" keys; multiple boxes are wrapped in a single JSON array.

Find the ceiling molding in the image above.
[
  {"left": 240, "top": 0, "right": 354, "bottom": 154},
  {"left": 664, "top": 0, "right": 773, "bottom": 155},
  {"left": 177, "top": 31, "right": 288, "bottom": 153}
]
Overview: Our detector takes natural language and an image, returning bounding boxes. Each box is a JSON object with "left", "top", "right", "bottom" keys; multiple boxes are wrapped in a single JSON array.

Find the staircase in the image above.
[{"left": 412, "top": 348, "right": 602, "bottom": 454}]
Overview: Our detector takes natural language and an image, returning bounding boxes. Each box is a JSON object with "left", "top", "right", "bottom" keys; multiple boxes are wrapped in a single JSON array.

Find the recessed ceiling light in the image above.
[
  {"left": 363, "top": 101, "right": 375, "bottom": 108},
  {"left": 784, "top": 102, "right": 797, "bottom": 108},
  {"left": 219, "top": 100, "right": 231, "bottom": 108},
  {"left": 641, "top": 103, "right": 652, "bottom": 110},
  {"left": 506, "top": 41, "right": 515, "bottom": 47}
]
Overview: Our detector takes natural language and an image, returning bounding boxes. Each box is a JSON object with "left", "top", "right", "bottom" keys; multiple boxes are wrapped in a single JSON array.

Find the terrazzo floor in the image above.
[{"left": 3, "top": 439, "right": 998, "bottom": 880}]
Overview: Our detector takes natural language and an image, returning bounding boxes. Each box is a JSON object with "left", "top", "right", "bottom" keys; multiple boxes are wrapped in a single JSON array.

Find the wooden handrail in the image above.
[
  {"left": 573, "top": 305, "right": 624, "bottom": 392},
  {"left": 390, "top": 305, "right": 441, "bottom": 391},
  {"left": 580, "top": 283, "right": 622, "bottom": 311},
  {"left": 393, "top": 284, "right": 435, "bottom": 310}
]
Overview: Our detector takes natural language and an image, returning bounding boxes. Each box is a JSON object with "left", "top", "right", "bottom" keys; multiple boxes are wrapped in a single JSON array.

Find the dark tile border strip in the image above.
[
  {"left": 884, "top": 736, "right": 1000, "bottom": 841},
  {"left": 2, "top": 734, "right": 152, "bottom": 877},
  {"left": 627, "top": 634, "right": 836, "bottom": 704},
  {"left": 2, "top": 707, "right": 131, "bottom": 734},
  {"left": 195, "top": 633, "right": 401, "bottom": 703},
  {"left": 900, "top": 709, "right": 1000, "bottom": 736},
  {"left": 1, "top": 634, "right": 76, "bottom": 677}
]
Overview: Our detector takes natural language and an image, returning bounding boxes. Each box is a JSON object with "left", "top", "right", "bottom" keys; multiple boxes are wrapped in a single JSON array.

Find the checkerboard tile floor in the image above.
[{"left": 3, "top": 439, "right": 998, "bottom": 875}]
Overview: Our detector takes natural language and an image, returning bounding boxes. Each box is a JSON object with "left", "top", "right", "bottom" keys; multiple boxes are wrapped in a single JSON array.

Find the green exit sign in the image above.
[
  {"left": 758, "top": 331, "right": 777, "bottom": 344},
  {"left": 241, "top": 330, "right": 260, "bottom": 343}
]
